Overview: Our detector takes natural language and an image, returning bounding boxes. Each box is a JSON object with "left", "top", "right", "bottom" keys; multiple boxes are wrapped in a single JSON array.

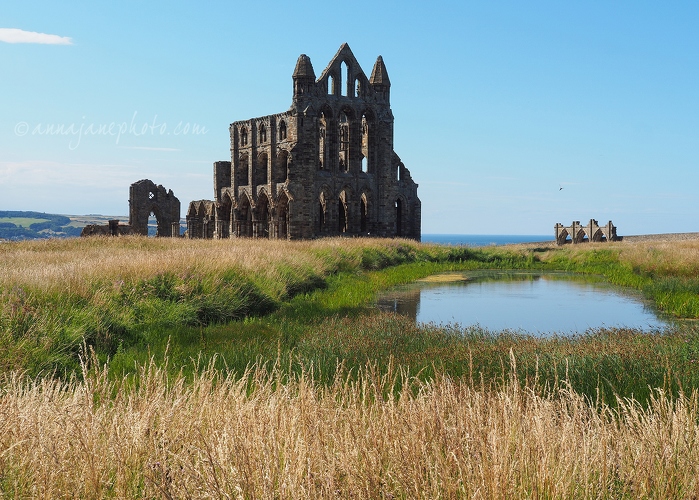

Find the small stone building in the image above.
[{"left": 187, "top": 43, "right": 420, "bottom": 240}]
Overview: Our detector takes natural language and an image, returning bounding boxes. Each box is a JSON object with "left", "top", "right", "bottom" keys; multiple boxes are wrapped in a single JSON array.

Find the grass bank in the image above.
[{"left": 0, "top": 236, "right": 488, "bottom": 376}]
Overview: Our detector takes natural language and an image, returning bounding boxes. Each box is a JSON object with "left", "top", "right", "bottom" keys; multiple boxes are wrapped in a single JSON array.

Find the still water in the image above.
[{"left": 376, "top": 271, "right": 674, "bottom": 335}]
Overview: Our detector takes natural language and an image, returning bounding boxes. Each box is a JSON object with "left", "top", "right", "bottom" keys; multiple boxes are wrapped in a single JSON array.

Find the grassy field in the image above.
[
  {"left": 0, "top": 217, "right": 49, "bottom": 227},
  {"left": 2, "top": 236, "right": 699, "bottom": 497}
]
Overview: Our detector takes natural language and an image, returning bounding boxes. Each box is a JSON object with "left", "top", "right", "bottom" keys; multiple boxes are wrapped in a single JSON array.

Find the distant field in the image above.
[
  {"left": 0, "top": 217, "right": 48, "bottom": 227},
  {"left": 0, "top": 211, "right": 131, "bottom": 240}
]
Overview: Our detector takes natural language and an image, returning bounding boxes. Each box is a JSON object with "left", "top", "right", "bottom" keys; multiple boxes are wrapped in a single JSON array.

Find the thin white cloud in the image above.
[{"left": 0, "top": 28, "right": 73, "bottom": 45}]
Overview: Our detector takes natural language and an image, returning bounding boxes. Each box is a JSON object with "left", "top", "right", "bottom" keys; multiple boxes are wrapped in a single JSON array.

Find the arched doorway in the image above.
[
  {"left": 255, "top": 193, "right": 271, "bottom": 238},
  {"left": 237, "top": 194, "right": 252, "bottom": 237},
  {"left": 218, "top": 194, "right": 233, "bottom": 239},
  {"left": 147, "top": 210, "right": 159, "bottom": 237},
  {"left": 197, "top": 203, "right": 208, "bottom": 239},
  {"left": 277, "top": 191, "right": 290, "bottom": 239}
]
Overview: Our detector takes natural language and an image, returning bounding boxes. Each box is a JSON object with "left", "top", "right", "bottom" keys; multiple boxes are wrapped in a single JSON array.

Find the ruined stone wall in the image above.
[
  {"left": 80, "top": 220, "right": 134, "bottom": 237},
  {"left": 130, "top": 179, "right": 181, "bottom": 237},
  {"left": 555, "top": 219, "right": 618, "bottom": 245}
]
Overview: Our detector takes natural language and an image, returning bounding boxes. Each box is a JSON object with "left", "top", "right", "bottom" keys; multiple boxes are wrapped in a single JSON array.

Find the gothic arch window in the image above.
[
  {"left": 256, "top": 152, "right": 269, "bottom": 186},
  {"left": 276, "top": 150, "right": 289, "bottom": 183},
  {"left": 338, "top": 111, "right": 349, "bottom": 172},
  {"left": 259, "top": 124, "right": 267, "bottom": 143},
  {"left": 318, "top": 110, "right": 329, "bottom": 170},
  {"left": 279, "top": 120, "right": 287, "bottom": 140},
  {"left": 395, "top": 198, "right": 403, "bottom": 236},
  {"left": 340, "top": 61, "right": 349, "bottom": 96},
  {"left": 328, "top": 75, "right": 334, "bottom": 95},
  {"left": 355, "top": 78, "right": 361, "bottom": 98},
  {"left": 361, "top": 112, "right": 372, "bottom": 173},
  {"left": 241, "top": 127, "right": 248, "bottom": 146},
  {"left": 237, "top": 153, "right": 249, "bottom": 186}
]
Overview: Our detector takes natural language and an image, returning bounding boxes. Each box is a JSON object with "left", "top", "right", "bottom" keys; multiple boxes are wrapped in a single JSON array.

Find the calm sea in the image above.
[{"left": 422, "top": 234, "right": 552, "bottom": 246}]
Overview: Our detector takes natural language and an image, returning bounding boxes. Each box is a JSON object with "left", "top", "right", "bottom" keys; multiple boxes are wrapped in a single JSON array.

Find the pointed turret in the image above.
[
  {"left": 293, "top": 54, "right": 316, "bottom": 97},
  {"left": 293, "top": 54, "right": 316, "bottom": 80},
  {"left": 369, "top": 56, "right": 390, "bottom": 86},
  {"left": 370, "top": 56, "right": 390, "bottom": 102}
]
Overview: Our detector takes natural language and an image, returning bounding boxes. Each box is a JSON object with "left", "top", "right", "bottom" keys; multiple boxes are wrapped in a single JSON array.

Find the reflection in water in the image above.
[
  {"left": 379, "top": 287, "right": 420, "bottom": 318},
  {"left": 376, "top": 271, "right": 674, "bottom": 336}
]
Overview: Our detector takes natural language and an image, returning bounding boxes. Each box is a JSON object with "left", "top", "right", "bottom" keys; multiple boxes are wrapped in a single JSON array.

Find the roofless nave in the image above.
[{"left": 186, "top": 43, "right": 421, "bottom": 241}]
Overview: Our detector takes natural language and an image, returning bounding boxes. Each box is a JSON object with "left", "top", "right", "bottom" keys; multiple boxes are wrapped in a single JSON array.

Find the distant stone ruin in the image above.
[
  {"left": 81, "top": 219, "right": 133, "bottom": 237},
  {"left": 129, "top": 179, "right": 180, "bottom": 237},
  {"left": 81, "top": 179, "right": 181, "bottom": 237},
  {"left": 555, "top": 219, "right": 618, "bottom": 245}
]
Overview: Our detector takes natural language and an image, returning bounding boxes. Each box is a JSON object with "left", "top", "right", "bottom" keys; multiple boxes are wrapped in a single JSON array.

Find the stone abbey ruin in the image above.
[
  {"left": 554, "top": 220, "right": 618, "bottom": 245},
  {"left": 186, "top": 43, "right": 421, "bottom": 241}
]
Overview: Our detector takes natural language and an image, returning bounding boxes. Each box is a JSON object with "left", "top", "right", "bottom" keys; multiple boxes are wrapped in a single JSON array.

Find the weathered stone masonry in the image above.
[{"left": 187, "top": 44, "right": 420, "bottom": 240}]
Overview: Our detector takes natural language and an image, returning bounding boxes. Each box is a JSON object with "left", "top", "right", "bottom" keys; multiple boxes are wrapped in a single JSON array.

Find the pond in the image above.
[{"left": 376, "top": 271, "right": 676, "bottom": 335}]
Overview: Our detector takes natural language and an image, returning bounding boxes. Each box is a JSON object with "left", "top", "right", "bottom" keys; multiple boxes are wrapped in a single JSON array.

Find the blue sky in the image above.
[{"left": 1, "top": 1, "right": 697, "bottom": 235}]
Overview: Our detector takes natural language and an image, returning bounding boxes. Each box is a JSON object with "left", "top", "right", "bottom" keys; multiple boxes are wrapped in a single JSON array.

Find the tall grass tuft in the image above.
[{"left": 1, "top": 354, "right": 699, "bottom": 498}]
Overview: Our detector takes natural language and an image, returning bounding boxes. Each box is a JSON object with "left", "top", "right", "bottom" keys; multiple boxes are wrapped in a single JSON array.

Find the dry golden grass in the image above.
[
  {"left": 1, "top": 355, "right": 698, "bottom": 499},
  {"left": 615, "top": 239, "right": 699, "bottom": 276},
  {"left": 532, "top": 237, "right": 699, "bottom": 277},
  {"left": 0, "top": 236, "right": 421, "bottom": 297}
]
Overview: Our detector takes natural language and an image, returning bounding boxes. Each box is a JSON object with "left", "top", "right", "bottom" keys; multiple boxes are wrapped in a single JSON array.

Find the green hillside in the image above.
[{"left": 0, "top": 211, "right": 128, "bottom": 240}]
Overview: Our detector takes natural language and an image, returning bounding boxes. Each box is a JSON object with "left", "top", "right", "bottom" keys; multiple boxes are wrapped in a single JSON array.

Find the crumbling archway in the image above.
[{"left": 129, "top": 179, "right": 180, "bottom": 237}]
